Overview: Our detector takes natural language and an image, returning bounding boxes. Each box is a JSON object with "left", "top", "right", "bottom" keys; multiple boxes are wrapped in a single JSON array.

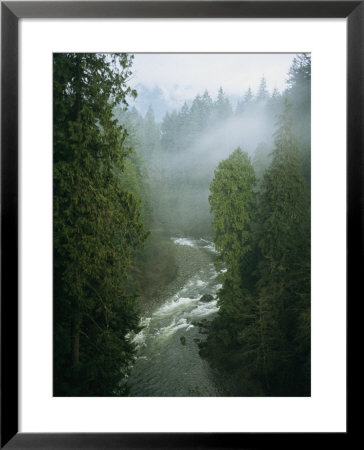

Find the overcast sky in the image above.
[{"left": 129, "top": 53, "right": 297, "bottom": 110}]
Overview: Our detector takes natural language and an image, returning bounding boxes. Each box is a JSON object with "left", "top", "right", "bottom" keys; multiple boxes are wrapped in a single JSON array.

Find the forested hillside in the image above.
[{"left": 200, "top": 55, "right": 311, "bottom": 396}]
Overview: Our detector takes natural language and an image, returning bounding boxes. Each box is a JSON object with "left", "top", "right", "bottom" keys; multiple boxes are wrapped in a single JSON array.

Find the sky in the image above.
[{"left": 128, "top": 53, "right": 297, "bottom": 116}]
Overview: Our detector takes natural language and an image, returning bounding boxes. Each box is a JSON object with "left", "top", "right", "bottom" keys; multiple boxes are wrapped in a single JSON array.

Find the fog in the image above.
[
  {"left": 158, "top": 106, "right": 277, "bottom": 235},
  {"left": 117, "top": 53, "right": 310, "bottom": 238},
  {"left": 131, "top": 53, "right": 295, "bottom": 113},
  {"left": 167, "top": 106, "right": 274, "bottom": 172}
]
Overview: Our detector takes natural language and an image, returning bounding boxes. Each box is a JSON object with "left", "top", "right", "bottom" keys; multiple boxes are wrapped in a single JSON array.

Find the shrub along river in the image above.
[{"left": 126, "top": 237, "right": 226, "bottom": 396}]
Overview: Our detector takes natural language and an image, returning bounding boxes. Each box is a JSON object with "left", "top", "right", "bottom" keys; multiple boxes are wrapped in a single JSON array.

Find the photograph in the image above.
[
  {"left": 2, "top": 0, "right": 355, "bottom": 445},
  {"left": 53, "top": 52, "right": 311, "bottom": 398}
]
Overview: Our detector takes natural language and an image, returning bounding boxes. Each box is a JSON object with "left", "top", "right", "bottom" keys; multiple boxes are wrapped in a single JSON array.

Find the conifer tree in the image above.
[
  {"left": 244, "top": 87, "right": 254, "bottom": 102},
  {"left": 203, "top": 149, "right": 257, "bottom": 370},
  {"left": 209, "top": 148, "right": 256, "bottom": 269},
  {"left": 256, "top": 98, "right": 310, "bottom": 395},
  {"left": 258, "top": 99, "right": 308, "bottom": 290},
  {"left": 257, "top": 76, "right": 269, "bottom": 103},
  {"left": 53, "top": 53, "right": 148, "bottom": 395},
  {"left": 286, "top": 54, "right": 311, "bottom": 181},
  {"left": 213, "top": 87, "right": 233, "bottom": 121},
  {"left": 203, "top": 100, "right": 310, "bottom": 396}
]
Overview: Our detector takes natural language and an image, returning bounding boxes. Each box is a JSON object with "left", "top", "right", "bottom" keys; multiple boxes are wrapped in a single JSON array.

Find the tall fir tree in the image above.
[
  {"left": 209, "top": 148, "right": 256, "bottom": 270},
  {"left": 53, "top": 53, "right": 148, "bottom": 395},
  {"left": 213, "top": 87, "right": 233, "bottom": 121},
  {"left": 258, "top": 98, "right": 308, "bottom": 289},
  {"left": 256, "top": 98, "right": 310, "bottom": 395},
  {"left": 256, "top": 76, "right": 269, "bottom": 103},
  {"left": 201, "top": 149, "right": 257, "bottom": 385}
]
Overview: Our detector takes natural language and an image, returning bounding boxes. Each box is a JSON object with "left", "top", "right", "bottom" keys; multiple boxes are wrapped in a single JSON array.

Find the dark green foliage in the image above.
[
  {"left": 200, "top": 148, "right": 258, "bottom": 391},
  {"left": 202, "top": 96, "right": 310, "bottom": 397},
  {"left": 256, "top": 100, "right": 310, "bottom": 395},
  {"left": 258, "top": 100, "right": 308, "bottom": 278},
  {"left": 286, "top": 54, "right": 311, "bottom": 182},
  {"left": 53, "top": 53, "right": 148, "bottom": 396},
  {"left": 119, "top": 53, "right": 311, "bottom": 397},
  {"left": 209, "top": 148, "right": 256, "bottom": 268},
  {"left": 53, "top": 52, "right": 311, "bottom": 398}
]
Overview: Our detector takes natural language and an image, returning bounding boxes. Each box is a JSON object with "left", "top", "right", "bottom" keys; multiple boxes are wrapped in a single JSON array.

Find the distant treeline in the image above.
[{"left": 117, "top": 55, "right": 310, "bottom": 237}]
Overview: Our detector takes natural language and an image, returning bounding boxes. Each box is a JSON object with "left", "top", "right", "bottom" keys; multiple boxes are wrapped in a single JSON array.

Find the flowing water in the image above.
[{"left": 127, "top": 237, "right": 224, "bottom": 396}]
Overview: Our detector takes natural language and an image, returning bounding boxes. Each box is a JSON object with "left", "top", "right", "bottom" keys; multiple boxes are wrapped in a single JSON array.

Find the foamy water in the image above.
[{"left": 127, "top": 238, "right": 224, "bottom": 396}]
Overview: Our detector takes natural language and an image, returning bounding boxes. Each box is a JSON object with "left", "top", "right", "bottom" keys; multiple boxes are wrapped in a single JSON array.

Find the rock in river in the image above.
[
  {"left": 180, "top": 336, "right": 186, "bottom": 345},
  {"left": 200, "top": 294, "right": 214, "bottom": 303}
]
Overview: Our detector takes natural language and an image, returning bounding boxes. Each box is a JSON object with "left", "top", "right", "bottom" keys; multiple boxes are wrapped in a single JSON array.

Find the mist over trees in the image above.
[
  {"left": 201, "top": 99, "right": 310, "bottom": 396},
  {"left": 118, "top": 56, "right": 310, "bottom": 240},
  {"left": 118, "top": 53, "right": 311, "bottom": 396},
  {"left": 54, "top": 53, "right": 311, "bottom": 397},
  {"left": 118, "top": 83, "right": 275, "bottom": 236}
]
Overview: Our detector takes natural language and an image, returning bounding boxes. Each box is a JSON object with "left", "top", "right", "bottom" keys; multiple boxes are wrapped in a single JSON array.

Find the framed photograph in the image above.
[{"left": 1, "top": 1, "right": 358, "bottom": 448}]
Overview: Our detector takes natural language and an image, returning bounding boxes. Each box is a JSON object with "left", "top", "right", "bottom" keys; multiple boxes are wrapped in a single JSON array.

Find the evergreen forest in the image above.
[{"left": 54, "top": 53, "right": 311, "bottom": 397}]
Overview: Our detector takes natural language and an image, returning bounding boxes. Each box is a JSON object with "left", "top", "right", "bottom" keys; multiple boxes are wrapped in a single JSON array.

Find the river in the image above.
[{"left": 126, "top": 237, "right": 225, "bottom": 396}]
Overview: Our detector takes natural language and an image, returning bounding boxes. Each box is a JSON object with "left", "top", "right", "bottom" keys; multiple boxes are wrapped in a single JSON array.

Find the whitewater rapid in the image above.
[{"left": 126, "top": 237, "right": 223, "bottom": 396}]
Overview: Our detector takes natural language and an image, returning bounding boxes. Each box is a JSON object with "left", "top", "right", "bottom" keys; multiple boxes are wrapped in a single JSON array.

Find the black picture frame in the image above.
[{"left": 1, "top": 1, "right": 359, "bottom": 448}]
